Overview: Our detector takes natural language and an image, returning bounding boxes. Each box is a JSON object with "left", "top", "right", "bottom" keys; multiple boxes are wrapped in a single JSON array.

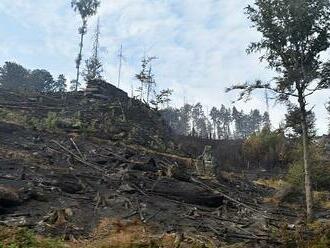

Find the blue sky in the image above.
[{"left": 0, "top": 0, "right": 329, "bottom": 134}]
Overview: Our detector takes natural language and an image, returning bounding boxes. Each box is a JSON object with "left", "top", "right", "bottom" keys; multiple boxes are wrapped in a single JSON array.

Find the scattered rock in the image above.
[{"left": 0, "top": 185, "right": 21, "bottom": 207}]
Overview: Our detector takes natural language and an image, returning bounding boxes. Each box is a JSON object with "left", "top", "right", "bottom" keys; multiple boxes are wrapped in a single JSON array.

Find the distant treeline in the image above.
[
  {"left": 160, "top": 103, "right": 270, "bottom": 140},
  {"left": 0, "top": 62, "right": 67, "bottom": 93}
]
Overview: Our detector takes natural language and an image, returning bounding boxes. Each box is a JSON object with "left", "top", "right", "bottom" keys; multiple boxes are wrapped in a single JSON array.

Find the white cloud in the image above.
[{"left": 0, "top": 0, "right": 329, "bottom": 134}]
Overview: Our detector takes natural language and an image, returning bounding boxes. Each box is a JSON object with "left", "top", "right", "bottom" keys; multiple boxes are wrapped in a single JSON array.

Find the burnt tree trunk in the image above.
[{"left": 75, "top": 20, "right": 87, "bottom": 91}]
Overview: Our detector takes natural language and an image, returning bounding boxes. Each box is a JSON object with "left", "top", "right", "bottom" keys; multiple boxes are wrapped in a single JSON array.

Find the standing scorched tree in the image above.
[{"left": 71, "top": 0, "right": 100, "bottom": 91}]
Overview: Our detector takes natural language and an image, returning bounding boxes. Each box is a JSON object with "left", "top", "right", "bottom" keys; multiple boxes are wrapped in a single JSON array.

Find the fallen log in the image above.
[
  {"left": 190, "top": 177, "right": 276, "bottom": 220},
  {"left": 50, "top": 140, "right": 104, "bottom": 173},
  {"left": 146, "top": 178, "right": 224, "bottom": 208}
]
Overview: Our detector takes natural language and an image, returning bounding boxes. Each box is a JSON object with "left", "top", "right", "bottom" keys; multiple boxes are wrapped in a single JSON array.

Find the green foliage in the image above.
[
  {"left": 45, "top": 111, "right": 86, "bottom": 132},
  {"left": 313, "top": 163, "right": 330, "bottom": 190},
  {"left": 71, "top": 0, "right": 100, "bottom": 20},
  {"left": 72, "top": 111, "right": 83, "bottom": 129},
  {"left": 245, "top": 0, "right": 330, "bottom": 87},
  {"left": 0, "top": 227, "right": 64, "bottom": 248},
  {"left": 0, "top": 62, "right": 65, "bottom": 93},
  {"left": 45, "top": 112, "right": 59, "bottom": 130},
  {"left": 0, "top": 62, "right": 30, "bottom": 91},
  {"left": 312, "top": 233, "right": 330, "bottom": 248},
  {"left": 29, "top": 69, "right": 55, "bottom": 92},
  {"left": 160, "top": 103, "right": 268, "bottom": 139},
  {"left": 308, "top": 222, "right": 330, "bottom": 248},
  {"left": 82, "top": 56, "right": 103, "bottom": 82},
  {"left": 53, "top": 74, "right": 67, "bottom": 93},
  {"left": 150, "top": 88, "right": 173, "bottom": 109},
  {"left": 286, "top": 144, "right": 330, "bottom": 190},
  {"left": 191, "top": 103, "right": 208, "bottom": 138},
  {"left": 0, "top": 108, "right": 97, "bottom": 134},
  {"left": 26, "top": 116, "right": 44, "bottom": 130},
  {"left": 232, "top": 107, "right": 265, "bottom": 139},
  {"left": 229, "top": 0, "right": 330, "bottom": 217},
  {"left": 71, "top": 0, "right": 100, "bottom": 90},
  {"left": 287, "top": 161, "right": 305, "bottom": 188},
  {"left": 287, "top": 161, "right": 330, "bottom": 191},
  {"left": 0, "top": 109, "right": 27, "bottom": 125},
  {"left": 0, "top": 108, "right": 9, "bottom": 119},
  {"left": 226, "top": 0, "right": 330, "bottom": 151},
  {"left": 242, "top": 128, "right": 287, "bottom": 168},
  {"left": 285, "top": 105, "right": 316, "bottom": 138}
]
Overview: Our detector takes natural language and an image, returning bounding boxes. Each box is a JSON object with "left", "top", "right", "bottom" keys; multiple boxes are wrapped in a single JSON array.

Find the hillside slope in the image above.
[{"left": 0, "top": 82, "right": 328, "bottom": 247}]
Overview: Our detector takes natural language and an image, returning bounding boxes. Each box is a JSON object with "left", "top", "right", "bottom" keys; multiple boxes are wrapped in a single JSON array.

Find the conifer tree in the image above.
[{"left": 54, "top": 74, "right": 67, "bottom": 92}]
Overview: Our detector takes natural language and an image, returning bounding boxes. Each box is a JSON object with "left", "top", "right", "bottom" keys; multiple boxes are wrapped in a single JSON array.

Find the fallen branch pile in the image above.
[{"left": 0, "top": 126, "right": 290, "bottom": 247}]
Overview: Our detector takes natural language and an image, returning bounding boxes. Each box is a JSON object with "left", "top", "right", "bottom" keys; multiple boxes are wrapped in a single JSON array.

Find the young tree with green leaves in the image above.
[
  {"left": 71, "top": 0, "right": 100, "bottom": 91},
  {"left": 227, "top": 0, "right": 330, "bottom": 221}
]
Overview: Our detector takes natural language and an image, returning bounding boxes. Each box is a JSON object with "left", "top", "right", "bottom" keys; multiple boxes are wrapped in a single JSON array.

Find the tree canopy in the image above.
[
  {"left": 0, "top": 62, "right": 30, "bottom": 90},
  {"left": 0, "top": 62, "right": 66, "bottom": 93},
  {"left": 226, "top": 0, "right": 330, "bottom": 222},
  {"left": 71, "top": 0, "right": 100, "bottom": 21}
]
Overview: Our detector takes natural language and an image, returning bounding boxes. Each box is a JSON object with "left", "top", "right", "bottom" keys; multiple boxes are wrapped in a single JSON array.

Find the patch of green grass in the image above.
[
  {"left": 0, "top": 227, "right": 64, "bottom": 248},
  {"left": 0, "top": 108, "right": 27, "bottom": 126},
  {"left": 45, "top": 112, "right": 59, "bottom": 130}
]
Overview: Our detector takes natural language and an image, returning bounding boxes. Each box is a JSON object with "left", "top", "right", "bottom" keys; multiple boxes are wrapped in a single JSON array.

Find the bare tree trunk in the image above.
[
  {"left": 147, "top": 83, "right": 150, "bottom": 103},
  {"left": 213, "top": 121, "right": 216, "bottom": 139},
  {"left": 140, "top": 82, "right": 143, "bottom": 101},
  {"left": 227, "top": 124, "right": 231, "bottom": 140},
  {"left": 299, "top": 99, "right": 313, "bottom": 222},
  {"left": 75, "top": 23, "right": 86, "bottom": 91}
]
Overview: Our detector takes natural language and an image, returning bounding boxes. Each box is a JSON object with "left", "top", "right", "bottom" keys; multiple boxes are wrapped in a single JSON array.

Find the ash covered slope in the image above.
[
  {"left": 0, "top": 80, "right": 175, "bottom": 152},
  {"left": 0, "top": 81, "right": 299, "bottom": 247}
]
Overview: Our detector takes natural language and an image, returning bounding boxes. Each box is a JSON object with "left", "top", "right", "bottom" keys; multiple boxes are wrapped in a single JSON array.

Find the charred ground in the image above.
[{"left": 0, "top": 81, "right": 329, "bottom": 247}]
